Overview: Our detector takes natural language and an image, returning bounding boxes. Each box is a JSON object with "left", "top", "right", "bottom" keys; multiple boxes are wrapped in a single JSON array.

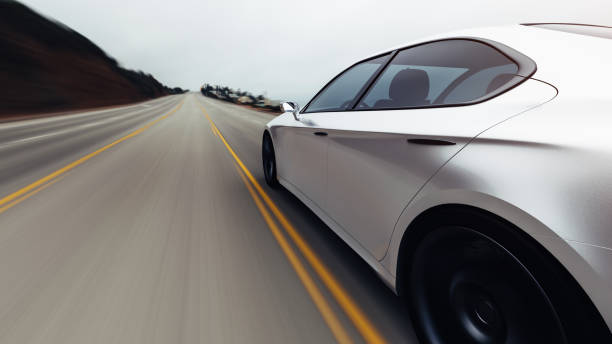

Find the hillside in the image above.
[{"left": 0, "top": 0, "right": 184, "bottom": 116}]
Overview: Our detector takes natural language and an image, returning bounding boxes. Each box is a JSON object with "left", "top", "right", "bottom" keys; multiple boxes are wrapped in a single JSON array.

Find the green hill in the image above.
[{"left": 0, "top": 0, "right": 185, "bottom": 116}]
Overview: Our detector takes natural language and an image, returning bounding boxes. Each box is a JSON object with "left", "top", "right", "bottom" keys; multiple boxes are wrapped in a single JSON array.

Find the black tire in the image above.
[
  {"left": 404, "top": 206, "right": 611, "bottom": 344},
  {"left": 262, "top": 132, "right": 279, "bottom": 188}
]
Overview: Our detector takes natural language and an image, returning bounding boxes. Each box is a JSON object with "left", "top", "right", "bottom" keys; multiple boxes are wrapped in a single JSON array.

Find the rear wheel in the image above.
[
  {"left": 262, "top": 133, "right": 279, "bottom": 188},
  {"left": 404, "top": 207, "right": 611, "bottom": 344},
  {"left": 411, "top": 226, "right": 565, "bottom": 343}
]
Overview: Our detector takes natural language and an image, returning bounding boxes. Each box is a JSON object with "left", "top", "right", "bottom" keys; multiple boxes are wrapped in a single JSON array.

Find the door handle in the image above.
[
  {"left": 407, "top": 138, "right": 456, "bottom": 146},
  {"left": 313, "top": 132, "right": 328, "bottom": 136}
]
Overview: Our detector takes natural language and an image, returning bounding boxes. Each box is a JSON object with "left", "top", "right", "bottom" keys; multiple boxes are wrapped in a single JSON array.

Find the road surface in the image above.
[{"left": 0, "top": 93, "right": 417, "bottom": 343}]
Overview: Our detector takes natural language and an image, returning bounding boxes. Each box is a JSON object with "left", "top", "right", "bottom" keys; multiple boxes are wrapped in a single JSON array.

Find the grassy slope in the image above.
[{"left": 0, "top": 0, "right": 182, "bottom": 116}]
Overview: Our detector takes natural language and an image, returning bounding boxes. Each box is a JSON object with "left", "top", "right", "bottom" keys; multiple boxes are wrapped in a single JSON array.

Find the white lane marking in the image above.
[
  {"left": 0, "top": 96, "right": 178, "bottom": 130},
  {"left": 0, "top": 100, "right": 177, "bottom": 149}
]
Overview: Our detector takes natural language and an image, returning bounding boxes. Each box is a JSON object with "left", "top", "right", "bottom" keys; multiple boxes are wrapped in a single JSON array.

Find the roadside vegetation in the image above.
[{"left": 200, "top": 84, "right": 281, "bottom": 113}]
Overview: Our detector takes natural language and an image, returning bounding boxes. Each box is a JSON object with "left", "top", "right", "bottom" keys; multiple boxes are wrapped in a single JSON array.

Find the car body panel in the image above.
[
  {"left": 269, "top": 78, "right": 556, "bottom": 260},
  {"left": 385, "top": 91, "right": 612, "bottom": 329},
  {"left": 265, "top": 24, "right": 612, "bottom": 330},
  {"left": 274, "top": 123, "right": 328, "bottom": 208},
  {"left": 276, "top": 173, "right": 398, "bottom": 290},
  {"left": 324, "top": 78, "right": 556, "bottom": 260},
  {"left": 382, "top": 182, "right": 612, "bottom": 330}
]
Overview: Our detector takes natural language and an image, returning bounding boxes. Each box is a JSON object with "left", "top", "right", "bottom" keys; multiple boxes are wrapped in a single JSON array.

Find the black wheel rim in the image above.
[
  {"left": 262, "top": 136, "right": 275, "bottom": 184},
  {"left": 410, "top": 226, "right": 566, "bottom": 344}
]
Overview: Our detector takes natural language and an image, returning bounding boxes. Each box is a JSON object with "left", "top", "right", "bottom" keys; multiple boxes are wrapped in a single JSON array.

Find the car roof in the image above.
[
  {"left": 523, "top": 23, "right": 612, "bottom": 40},
  {"left": 362, "top": 24, "right": 612, "bottom": 97}
]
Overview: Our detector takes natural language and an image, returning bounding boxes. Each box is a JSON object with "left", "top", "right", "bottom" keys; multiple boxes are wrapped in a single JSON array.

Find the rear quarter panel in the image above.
[{"left": 384, "top": 95, "right": 612, "bottom": 329}]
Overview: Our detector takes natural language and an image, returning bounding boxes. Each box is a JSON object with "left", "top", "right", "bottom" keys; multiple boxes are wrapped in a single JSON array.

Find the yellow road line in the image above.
[
  {"left": 200, "top": 105, "right": 386, "bottom": 344},
  {"left": 0, "top": 176, "right": 64, "bottom": 214},
  {"left": 235, "top": 164, "right": 353, "bottom": 344},
  {"left": 0, "top": 99, "right": 184, "bottom": 210},
  {"left": 210, "top": 123, "right": 218, "bottom": 137}
]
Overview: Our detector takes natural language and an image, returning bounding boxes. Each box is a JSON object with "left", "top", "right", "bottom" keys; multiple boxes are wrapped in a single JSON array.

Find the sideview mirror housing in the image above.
[{"left": 282, "top": 102, "right": 300, "bottom": 121}]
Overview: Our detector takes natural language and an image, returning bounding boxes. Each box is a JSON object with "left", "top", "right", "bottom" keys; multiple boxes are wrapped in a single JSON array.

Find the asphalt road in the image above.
[{"left": 0, "top": 93, "right": 417, "bottom": 343}]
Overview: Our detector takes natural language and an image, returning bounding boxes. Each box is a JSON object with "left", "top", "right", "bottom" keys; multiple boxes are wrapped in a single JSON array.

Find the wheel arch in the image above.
[
  {"left": 263, "top": 127, "right": 273, "bottom": 141},
  {"left": 395, "top": 203, "right": 544, "bottom": 296},
  {"left": 394, "top": 202, "right": 611, "bottom": 341}
]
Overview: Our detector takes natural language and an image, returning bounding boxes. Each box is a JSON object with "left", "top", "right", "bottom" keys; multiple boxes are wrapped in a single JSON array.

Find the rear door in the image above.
[{"left": 315, "top": 39, "right": 556, "bottom": 260}]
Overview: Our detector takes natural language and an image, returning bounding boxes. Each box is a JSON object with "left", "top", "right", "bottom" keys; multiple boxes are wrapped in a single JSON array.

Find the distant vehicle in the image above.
[
  {"left": 209, "top": 90, "right": 228, "bottom": 101},
  {"left": 255, "top": 98, "right": 281, "bottom": 111},
  {"left": 238, "top": 96, "right": 254, "bottom": 104},
  {"left": 262, "top": 24, "right": 612, "bottom": 343},
  {"left": 228, "top": 93, "right": 240, "bottom": 103}
]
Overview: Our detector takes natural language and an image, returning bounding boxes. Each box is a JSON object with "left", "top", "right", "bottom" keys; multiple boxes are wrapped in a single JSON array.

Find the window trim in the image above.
[
  {"left": 522, "top": 23, "right": 612, "bottom": 40},
  {"left": 522, "top": 22, "right": 612, "bottom": 29},
  {"left": 301, "top": 37, "right": 537, "bottom": 114},
  {"left": 301, "top": 52, "right": 393, "bottom": 114}
]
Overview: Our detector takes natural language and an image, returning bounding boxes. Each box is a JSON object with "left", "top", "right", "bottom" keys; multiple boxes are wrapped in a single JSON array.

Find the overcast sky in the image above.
[{"left": 22, "top": 0, "right": 611, "bottom": 105}]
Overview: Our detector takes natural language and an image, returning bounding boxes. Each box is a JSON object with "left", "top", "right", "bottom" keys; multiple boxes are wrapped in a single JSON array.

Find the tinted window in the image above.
[
  {"left": 357, "top": 40, "right": 518, "bottom": 110},
  {"left": 444, "top": 63, "right": 517, "bottom": 103},
  {"left": 305, "top": 54, "right": 388, "bottom": 113}
]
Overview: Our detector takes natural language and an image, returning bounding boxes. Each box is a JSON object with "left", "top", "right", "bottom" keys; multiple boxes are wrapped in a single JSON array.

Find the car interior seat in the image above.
[
  {"left": 374, "top": 68, "right": 430, "bottom": 108},
  {"left": 486, "top": 73, "right": 515, "bottom": 94}
]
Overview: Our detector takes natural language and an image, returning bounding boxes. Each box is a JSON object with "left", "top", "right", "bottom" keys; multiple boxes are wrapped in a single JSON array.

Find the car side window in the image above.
[
  {"left": 304, "top": 54, "right": 389, "bottom": 113},
  {"left": 442, "top": 63, "right": 517, "bottom": 103},
  {"left": 356, "top": 40, "right": 519, "bottom": 110}
]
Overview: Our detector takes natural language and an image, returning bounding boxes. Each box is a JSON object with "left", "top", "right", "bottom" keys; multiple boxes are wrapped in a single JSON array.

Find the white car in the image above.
[{"left": 262, "top": 23, "right": 612, "bottom": 343}]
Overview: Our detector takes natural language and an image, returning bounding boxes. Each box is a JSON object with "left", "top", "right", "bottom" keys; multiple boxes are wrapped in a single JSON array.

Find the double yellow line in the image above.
[
  {"left": 0, "top": 97, "right": 385, "bottom": 343},
  {"left": 201, "top": 106, "right": 386, "bottom": 344},
  {"left": 0, "top": 100, "right": 184, "bottom": 214},
  {"left": 0, "top": 176, "right": 65, "bottom": 215}
]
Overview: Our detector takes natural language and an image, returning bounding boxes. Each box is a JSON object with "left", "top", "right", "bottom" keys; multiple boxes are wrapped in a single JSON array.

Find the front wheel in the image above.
[{"left": 262, "top": 133, "right": 279, "bottom": 188}]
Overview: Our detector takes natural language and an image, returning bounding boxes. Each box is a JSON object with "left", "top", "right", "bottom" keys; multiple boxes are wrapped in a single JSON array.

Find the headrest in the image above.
[
  {"left": 389, "top": 68, "right": 430, "bottom": 105},
  {"left": 486, "top": 73, "right": 514, "bottom": 94}
]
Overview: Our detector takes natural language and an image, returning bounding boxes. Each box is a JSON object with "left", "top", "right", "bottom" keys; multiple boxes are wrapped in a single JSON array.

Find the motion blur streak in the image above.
[
  {"left": 0, "top": 175, "right": 63, "bottom": 214},
  {"left": 0, "top": 100, "right": 184, "bottom": 210},
  {"left": 234, "top": 164, "right": 353, "bottom": 344},
  {"left": 201, "top": 106, "right": 387, "bottom": 344}
]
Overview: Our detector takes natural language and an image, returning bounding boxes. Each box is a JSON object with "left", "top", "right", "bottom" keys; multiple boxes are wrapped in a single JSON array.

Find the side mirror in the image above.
[{"left": 282, "top": 102, "right": 300, "bottom": 121}]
